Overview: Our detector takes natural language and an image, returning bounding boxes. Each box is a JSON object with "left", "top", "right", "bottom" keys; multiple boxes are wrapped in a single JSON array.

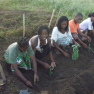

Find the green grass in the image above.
[
  {"left": 0, "top": 0, "right": 94, "bottom": 39},
  {"left": 0, "top": 0, "right": 94, "bottom": 19}
]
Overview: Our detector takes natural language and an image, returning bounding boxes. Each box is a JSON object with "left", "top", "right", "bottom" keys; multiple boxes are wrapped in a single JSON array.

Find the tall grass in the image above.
[
  {"left": 0, "top": 0, "right": 94, "bottom": 39},
  {"left": 0, "top": 0, "right": 94, "bottom": 19}
]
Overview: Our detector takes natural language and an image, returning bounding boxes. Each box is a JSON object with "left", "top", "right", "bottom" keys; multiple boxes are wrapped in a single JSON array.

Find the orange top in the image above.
[{"left": 69, "top": 19, "right": 80, "bottom": 34}]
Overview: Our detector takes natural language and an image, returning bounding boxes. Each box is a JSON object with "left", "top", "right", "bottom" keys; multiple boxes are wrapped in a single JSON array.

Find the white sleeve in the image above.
[
  {"left": 68, "top": 27, "right": 73, "bottom": 39},
  {"left": 88, "top": 21, "right": 93, "bottom": 30},
  {"left": 51, "top": 27, "right": 58, "bottom": 42},
  {"left": 29, "top": 40, "right": 31, "bottom": 46}
]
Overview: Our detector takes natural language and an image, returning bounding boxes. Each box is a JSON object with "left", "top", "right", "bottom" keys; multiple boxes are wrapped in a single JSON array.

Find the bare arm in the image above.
[
  {"left": 12, "top": 64, "right": 27, "bottom": 82},
  {"left": 53, "top": 40, "right": 69, "bottom": 57},
  {"left": 48, "top": 52, "right": 56, "bottom": 67},
  {"left": 30, "top": 55, "right": 39, "bottom": 83},
  {"left": 77, "top": 29, "right": 91, "bottom": 42},
  {"left": 77, "top": 29, "right": 87, "bottom": 37},
  {"left": 35, "top": 57, "right": 45, "bottom": 65},
  {"left": 48, "top": 52, "right": 54, "bottom": 62},
  {"left": 30, "top": 55, "right": 37, "bottom": 75},
  {"left": 53, "top": 40, "right": 64, "bottom": 53},
  {"left": 11, "top": 64, "right": 32, "bottom": 86},
  {"left": 72, "top": 39, "right": 78, "bottom": 45},
  {"left": 48, "top": 38, "right": 55, "bottom": 62}
]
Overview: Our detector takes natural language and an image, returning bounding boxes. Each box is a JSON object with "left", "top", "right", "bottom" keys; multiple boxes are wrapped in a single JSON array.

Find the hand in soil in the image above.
[
  {"left": 87, "top": 36, "right": 91, "bottom": 42},
  {"left": 34, "top": 74, "right": 39, "bottom": 84},
  {"left": 49, "top": 67, "right": 54, "bottom": 76},
  {"left": 51, "top": 62, "right": 56, "bottom": 67},
  {"left": 25, "top": 80, "right": 33, "bottom": 87}
]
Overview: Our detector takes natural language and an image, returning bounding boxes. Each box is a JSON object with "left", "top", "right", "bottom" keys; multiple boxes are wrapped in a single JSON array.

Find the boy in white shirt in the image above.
[{"left": 80, "top": 13, "right": 94, "bottom": 34}]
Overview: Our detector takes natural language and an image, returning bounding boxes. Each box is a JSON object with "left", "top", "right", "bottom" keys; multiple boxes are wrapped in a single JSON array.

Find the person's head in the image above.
[
  {"left": 74, "top": 13, "right": 83, "bottom": 23},
  {"left": 17, "top": 37, "right": 29, "bottom": 52},
  {"left": 88, "top": 13, "right": 94, "bottom": 22},
  {"left": 38, "top": 25, "right": 50, "bottom": 40},
  {"left": 57, "top": 16, "right": 69, "bottom": 31}
]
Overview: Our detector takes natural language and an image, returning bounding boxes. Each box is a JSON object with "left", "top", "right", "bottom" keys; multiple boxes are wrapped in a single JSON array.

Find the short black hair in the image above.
[
  {"left": 17, "top": 37, "right": 29, "bottom": 48},
  {"left": 57, "top": 16, "right": 69, "bottom": 31},
  {"left": 88, "top": 13, "right": 94, "bottom": 17},
  {"left": 75, "top": 13, "right": 83, "bottom": 18},
  {"left": 38, "top": 25, "right": 50, "bottom": 35}
]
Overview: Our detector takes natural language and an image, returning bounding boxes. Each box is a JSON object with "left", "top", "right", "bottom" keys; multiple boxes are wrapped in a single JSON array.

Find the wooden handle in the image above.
[
  {"left": 23, "top": 14, "right": 25, "bottom": 37},
  {"left": 48, "top": 9, "right": 55, "bottom": 28},
  {"left": 55, "top": 8, "right": 62, "bottom": 26}
]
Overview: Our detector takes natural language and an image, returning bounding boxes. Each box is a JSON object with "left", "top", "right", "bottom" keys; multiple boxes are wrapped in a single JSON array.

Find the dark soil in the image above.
[{"left": 0, "top": 11, "right": 94, "bottom": 94}]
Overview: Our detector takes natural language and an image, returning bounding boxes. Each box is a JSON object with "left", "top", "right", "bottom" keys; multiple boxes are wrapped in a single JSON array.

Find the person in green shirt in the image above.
[{"left": 4, "top": 37, "right": 39, "bottom": 87}]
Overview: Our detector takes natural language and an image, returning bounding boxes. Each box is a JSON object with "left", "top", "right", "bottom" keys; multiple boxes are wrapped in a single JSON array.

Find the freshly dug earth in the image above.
[{"left": 0, "top": 11, "right": 94, "bottom": 94}]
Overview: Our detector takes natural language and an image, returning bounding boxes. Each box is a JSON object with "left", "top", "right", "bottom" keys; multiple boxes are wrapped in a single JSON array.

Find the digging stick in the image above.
[
  {"left": 48, "top": 9, "right": 55, "bottom": 28},
  {"left": 54, "top": 8, "right": 62, "bottom": 26},
  {"left": 23, "top": 14, "right": 25, "bottom": 37}
]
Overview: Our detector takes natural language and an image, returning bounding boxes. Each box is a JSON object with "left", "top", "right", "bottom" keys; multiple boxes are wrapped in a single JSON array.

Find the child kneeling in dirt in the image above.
[
  {"left": 51, "top": 16, "right": 78, "bottom": 58},
  {"left": 29, "top": 25, "right": 56, "bottom": 70},
  {"left": 80, "top": 13, "right": 94, "bottom": 35},
  {"left": 69, "top": 13, "right": 91, "bottom": 48},
  {"left": 4, "top": 37, "right": 39, "bottom": 87}
]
